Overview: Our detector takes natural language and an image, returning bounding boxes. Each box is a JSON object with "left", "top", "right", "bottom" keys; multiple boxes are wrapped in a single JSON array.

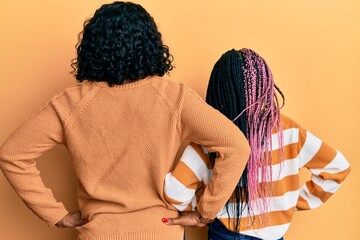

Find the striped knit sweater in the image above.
[
  {"left": 0, "top": 77, "right": 250, "bottom": 240},
  {"left": 164, "top": 114, "right": 350, "bottom": 240}
]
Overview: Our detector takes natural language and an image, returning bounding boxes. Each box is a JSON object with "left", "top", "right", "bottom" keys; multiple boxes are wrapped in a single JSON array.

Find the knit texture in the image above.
[
  {"left": 164, "top": 114, "right": 350, "bottom": 240},
  {"left": 0, "top": 77, "right": 250, "bottom": 240}
]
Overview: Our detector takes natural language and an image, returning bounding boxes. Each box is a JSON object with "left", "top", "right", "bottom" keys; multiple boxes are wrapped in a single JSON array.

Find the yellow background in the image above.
[{"left": 0, "top": 0, "right": 358, "bottom": 239}]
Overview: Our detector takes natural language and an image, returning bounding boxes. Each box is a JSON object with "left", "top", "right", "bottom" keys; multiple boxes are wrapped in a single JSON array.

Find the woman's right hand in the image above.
[
  {"left": 163, "top": 209, "right": 214, "bottom": 228},
  {"left": 55, "top": 211, "right": 88, "bottom": 228}
]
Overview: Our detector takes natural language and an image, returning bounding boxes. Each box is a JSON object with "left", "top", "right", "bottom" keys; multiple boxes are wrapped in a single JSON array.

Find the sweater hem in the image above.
[{"left": 77, "top": 231, "right": 184, "bottom": 240}]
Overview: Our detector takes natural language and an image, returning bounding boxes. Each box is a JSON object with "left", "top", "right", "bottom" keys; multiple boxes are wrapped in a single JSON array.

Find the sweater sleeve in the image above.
[
  {"left": 179, "top": 88, "right": 250, "bottom": 219},
  {"left": 0, "top": 100, "right": 69, "bottom": 226},
  {"left": 295, "top": 126, "right": 351, "bottom": 210},
  {"left": 164, "top": 143, "right": 212, "bottom": 211}
]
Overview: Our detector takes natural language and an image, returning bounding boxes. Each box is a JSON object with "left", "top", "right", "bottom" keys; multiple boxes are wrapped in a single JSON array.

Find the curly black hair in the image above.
[{"left": 72, "top": 1, "right": 173, "bottom": 85}]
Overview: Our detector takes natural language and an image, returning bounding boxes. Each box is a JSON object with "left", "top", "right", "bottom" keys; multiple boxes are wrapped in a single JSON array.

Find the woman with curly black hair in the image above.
[
  {"left": 0, "top": 2, "right": 250, "bottom": 240},
  {"left": 73, "top": 1, "right": 173, "bottom": 85}
]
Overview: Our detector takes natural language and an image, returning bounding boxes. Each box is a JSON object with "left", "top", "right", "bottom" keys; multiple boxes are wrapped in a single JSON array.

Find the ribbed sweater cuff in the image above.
[
  {"left": 196, "top": 204, "right": 214, "bottom": 219},
  {"left": 46, "top": 208, "right": 69, "bottom": 227}
]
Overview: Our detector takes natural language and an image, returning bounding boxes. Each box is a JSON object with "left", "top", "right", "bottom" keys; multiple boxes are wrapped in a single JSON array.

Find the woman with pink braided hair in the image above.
[{"left": 163, "top": 48, "right": 350, "bottom": 240}]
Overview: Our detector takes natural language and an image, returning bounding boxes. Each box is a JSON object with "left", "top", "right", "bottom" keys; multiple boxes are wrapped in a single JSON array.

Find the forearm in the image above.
[
  {"left": 0, "top": 158, "right": 69, "bottom": 226},
  {"left": 196, "top": 141, "right": 249, "bottom": 219},
  {"left": 0, "top": 101, "right": 69, "bottom": 226},
  {"left": 180, "top": 88, "right": 250, "bottom": 218},
  {"left": 296, "top": 131, "right": 351, "bottom": 210}
]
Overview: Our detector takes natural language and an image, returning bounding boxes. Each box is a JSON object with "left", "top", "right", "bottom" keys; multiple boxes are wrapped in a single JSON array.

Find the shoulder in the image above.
[
  {"left": 50, "top": 81, "right": 97, "bottom": 104},
  {"left": 48, "top": 82, "right": 100, "bottom": 127},
  {"left": 149, "top": 77, "right": 203, "bottom": 95},
  {"left": 49, "top": 81, "right": 100, "bottom": 110},
  {"left": 279, "top": 113, "right": 303, "bottom": 131},
  {"left": 149, "top": 77, "right": 187, "bottom": 94},
  {"left": 149, "top": 77, "right": 193, "bottom": 112}
]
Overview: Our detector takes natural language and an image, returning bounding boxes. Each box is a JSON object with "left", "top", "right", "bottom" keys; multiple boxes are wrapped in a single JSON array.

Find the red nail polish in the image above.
[{"left": 162, "top": 218, "right": 168, "bottom": 223}]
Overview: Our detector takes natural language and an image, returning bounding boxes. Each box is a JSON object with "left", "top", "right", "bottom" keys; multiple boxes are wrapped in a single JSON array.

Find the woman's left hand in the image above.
[{"left": 55, "top": 211, "right": 88, "bottom": 228}]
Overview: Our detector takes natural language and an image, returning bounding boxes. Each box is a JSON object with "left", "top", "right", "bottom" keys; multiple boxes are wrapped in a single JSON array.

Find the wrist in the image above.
[{"left": 194, "top": 207, "right": 214, "bottom": 224}]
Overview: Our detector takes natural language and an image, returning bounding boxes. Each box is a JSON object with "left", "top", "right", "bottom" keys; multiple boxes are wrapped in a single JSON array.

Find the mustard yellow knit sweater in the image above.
[{"left": 0, "top": 77, "right": 250, "bottom": 240}]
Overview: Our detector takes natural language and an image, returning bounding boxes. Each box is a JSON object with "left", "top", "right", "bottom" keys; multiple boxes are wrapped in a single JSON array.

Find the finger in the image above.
[
  {"left": 163, "top": 212, "right": 208, "bottom": 227},
  {"left": 70, "top": 211, "right": 88, "bottom": 227},
  {"left": 166, "top": 217, "right": 206, "bottom": 227},
  {"left": 196, "top": 222, "right": 206, "bottom": 227},
  {"left": 55, "top": 222, "right": 66, "bottom": 228},
  {"left": 164, "top": 214, "right": 195, "bottom": 226},
  {"left": 57, "top": 219, "right": 88, "bottom": 228},
  {"left": 74, "top": 218, "right": 89, "bottom": 227},
  {"left": 56, "top": 211, "right": 88, "bottom": 228},
  {"left": 166, "top": 217, "right": 185, "bottom": 226}
]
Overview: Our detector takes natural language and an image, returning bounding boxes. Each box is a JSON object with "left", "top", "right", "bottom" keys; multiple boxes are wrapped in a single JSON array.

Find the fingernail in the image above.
[{"left": 162, "top": 218, "right": 168, "bottom": 223}]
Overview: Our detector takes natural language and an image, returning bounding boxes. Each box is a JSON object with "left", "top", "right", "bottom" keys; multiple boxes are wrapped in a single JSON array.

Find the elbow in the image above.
[
  {"left": 234, "top": 134, "right": 251, "bottom": 160},
  {"left": 342, "top": 165, "right": 351, "bottom": 182},
  {"left": 222, "top": 135, "right": 250, "bottom": 172},
  {"left": 220, "top": 130, "right": 251, "bottom": 164},
  {"left": 337, "top": 150, "right": 351, "bottom": 183},
  {"left": 0, "top": 145, "right": 29, "bottom": 172},
  {"left": 0, "top": 143, "right": 13, "bottom": 163},
  {"left": 0, "top": 146, "right": 7, "bottom": 168}
]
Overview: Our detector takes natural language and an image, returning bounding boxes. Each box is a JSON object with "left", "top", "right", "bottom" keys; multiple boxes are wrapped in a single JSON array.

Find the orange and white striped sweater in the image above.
[{"left": 164, "top": 114, "right": 350, "bottom": 239}]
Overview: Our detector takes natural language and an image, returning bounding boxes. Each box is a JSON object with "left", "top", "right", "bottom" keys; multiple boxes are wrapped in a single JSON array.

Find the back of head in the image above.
[
  {"left": 206, "top": 49, "right": 247, "bottom": 133},
  {"left": 206, "top": 48, "right": 284, "bottom": 130},
  {"left": 72, "top": 1, "right": 173, "bottom": 85},
  {"left": 206, "top": 48, "right": 285, "bottom": 229}
]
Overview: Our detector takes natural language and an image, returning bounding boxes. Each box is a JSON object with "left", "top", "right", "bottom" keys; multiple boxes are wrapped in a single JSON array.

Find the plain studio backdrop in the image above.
[{"left": 0, "top": 0, "right": 358, "bottom": 239}]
